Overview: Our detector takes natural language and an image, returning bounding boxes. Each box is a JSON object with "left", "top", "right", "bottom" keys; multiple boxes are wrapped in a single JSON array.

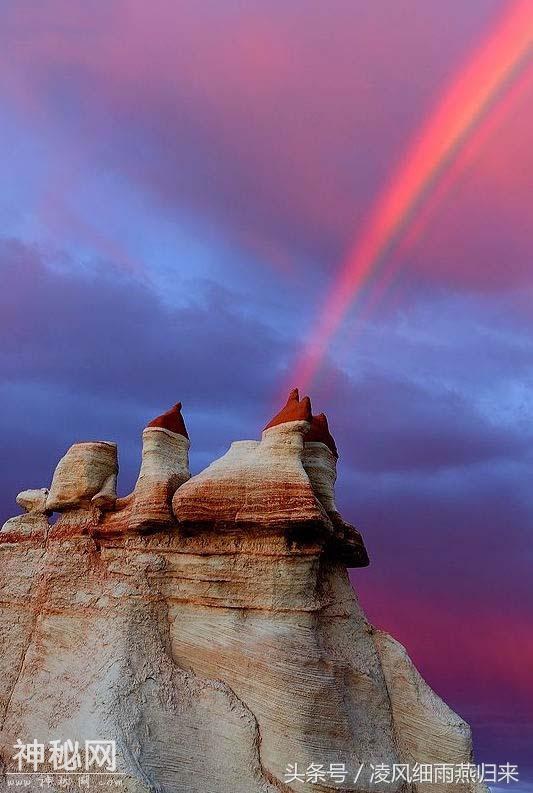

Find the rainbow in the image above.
[{"left": 292, "top": 0, "right": 533, "bottom": 389}]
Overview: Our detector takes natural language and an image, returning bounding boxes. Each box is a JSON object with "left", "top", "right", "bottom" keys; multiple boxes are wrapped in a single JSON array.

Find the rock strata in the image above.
[{"left": 0, "top": 394, "right": 487, "bottom": 793}]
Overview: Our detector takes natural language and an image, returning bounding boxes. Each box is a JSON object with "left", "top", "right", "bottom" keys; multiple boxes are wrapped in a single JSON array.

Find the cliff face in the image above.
[{"left": 0, "top": 393, "right": 486, "bottom": 793}]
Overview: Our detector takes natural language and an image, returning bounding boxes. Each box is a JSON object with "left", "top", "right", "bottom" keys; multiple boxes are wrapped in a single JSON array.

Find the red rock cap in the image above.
[
  {"left": 263, "top": 388, "right": 312, "bottom": 431},
  {"left": 147, "top": 402, "right": 189, "bottom": 438},
  {"left": 305, "top": 413, "right": 338, "bottom": 458}
]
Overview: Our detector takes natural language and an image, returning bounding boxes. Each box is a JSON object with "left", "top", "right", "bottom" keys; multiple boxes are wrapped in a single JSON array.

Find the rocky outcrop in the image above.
[
  {"left": 0, "top": 488, "right": 50, "bottom": 540},
  {"left": 46, "top": 440, "right": 118, "bottom": 512},
  {"left": 0, "top": 393, "right": 487, "bottom": 793}
]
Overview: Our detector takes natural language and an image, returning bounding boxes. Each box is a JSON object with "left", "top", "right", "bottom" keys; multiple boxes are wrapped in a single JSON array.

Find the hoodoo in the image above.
[{"left": 0, "top": 393, "right": 487, "bottom": 792}]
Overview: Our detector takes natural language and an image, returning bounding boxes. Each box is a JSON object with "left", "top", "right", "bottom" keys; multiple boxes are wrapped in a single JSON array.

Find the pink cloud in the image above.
[{"left": 3, "top": 0, "right": 529, "bottom": 293}]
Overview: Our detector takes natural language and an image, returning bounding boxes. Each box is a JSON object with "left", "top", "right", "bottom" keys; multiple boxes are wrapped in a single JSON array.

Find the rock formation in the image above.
[{"left": 0, "top": 393, "right": 487, "bottom": 793}]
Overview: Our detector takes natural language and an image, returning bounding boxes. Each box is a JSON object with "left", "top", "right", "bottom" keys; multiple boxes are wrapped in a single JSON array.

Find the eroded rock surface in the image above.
[{"left": 0, "top": 395, "right": 486, "bottom": 792}]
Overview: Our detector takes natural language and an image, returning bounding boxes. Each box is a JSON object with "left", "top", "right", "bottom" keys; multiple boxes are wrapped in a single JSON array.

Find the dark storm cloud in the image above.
[
  {"left": 327, "top": 372, "right": 530, "bottom": 472},
  {"left": 0, "top": 238, "right": 286, "bottom": 411}
]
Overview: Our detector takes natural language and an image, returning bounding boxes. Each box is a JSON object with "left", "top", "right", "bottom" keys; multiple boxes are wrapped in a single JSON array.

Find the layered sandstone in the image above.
[{"left": 0, "top": 394, "right": 487, "bottom": 793}]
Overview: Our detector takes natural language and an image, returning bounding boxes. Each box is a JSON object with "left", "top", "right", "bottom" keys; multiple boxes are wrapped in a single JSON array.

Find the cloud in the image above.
[
  {"left": 2, "top": 0, "right": 531, "bottom": 292},
  {"left": 331, "top": 372, "right": 528, "bottom": 472},
  {"left": 0, "top": 238, "right": 287, "bottom": 409},
  {"left": 0, "top": 237, "right": 294, "bottom": 519}
]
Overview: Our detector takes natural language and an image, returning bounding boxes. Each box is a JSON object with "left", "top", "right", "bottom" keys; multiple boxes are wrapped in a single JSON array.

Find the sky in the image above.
[{"left": 0, "top": 0, "right": 532, "bottom": 786}]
